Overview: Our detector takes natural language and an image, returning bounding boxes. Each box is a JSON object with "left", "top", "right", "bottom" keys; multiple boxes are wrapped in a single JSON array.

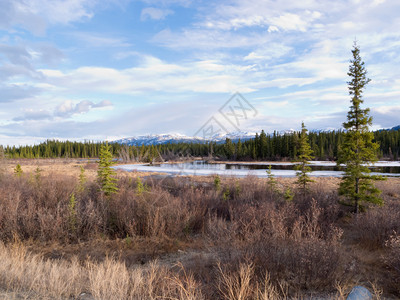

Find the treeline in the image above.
[{"left": 2, "top": 128, "right": 400, "bottom": 161}]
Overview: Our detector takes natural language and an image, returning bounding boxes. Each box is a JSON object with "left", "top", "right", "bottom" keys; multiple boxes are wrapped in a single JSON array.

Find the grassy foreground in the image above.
[{"left": 0, "top": 159, "right": 400, "bottom": 299}]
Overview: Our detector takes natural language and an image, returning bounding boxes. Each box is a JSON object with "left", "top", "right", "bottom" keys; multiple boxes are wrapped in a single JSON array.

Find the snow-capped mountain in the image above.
[
  {"left": 112, "top": 125, "right": 400, "bottom": 146},
  {"left": 391, "top": 125, "right": 400, "bottom": 131},
  {"left": 113, "top": 131, "right": 256, "bottom": 146}
]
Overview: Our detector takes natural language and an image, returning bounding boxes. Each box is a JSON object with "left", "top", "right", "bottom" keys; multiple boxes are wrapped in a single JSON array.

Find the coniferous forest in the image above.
[{"left": 2, "top": 127, "right": 400, "bottom": 161}]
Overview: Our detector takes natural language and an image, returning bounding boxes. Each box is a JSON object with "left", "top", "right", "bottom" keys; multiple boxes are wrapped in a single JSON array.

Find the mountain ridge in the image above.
[
  {"left": 113, "top": 131, "right": 257, "bottom": 146},
  {"left": 113, "top": 125, "right": 400, "bottom": 146}
]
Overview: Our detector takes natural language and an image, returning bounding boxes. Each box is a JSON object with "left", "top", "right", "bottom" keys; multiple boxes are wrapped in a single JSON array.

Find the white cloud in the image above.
[
  {"left": 69, "top": 32, "right": 132, "bottom": 48},
  {"left": 197, "top": 0, "right": 323, "bottom": 31},
  {"left": 139, "top": 0, "right": 192, "bottom": 7},
  {"left": 39, "top": 56, "right": 258, "bottom": 94},
  {"left": 0, "top": 84, "right": 42, "bottom": 102},
  {"left": 0, "top": 41, "right": 64, "bottom": 85},
  {"left": 10, "top": 99, "right": 113, "bottom": 122},
  {"left": 269, "top": 12, "right": 316, "bottom": 32},
  {"left": 244, "top": 43, "right": 292, "bottom": 61},
  {"left": 0, "top": 0, "right": 130, "bottom": 35},
  {"left": 0, "top": 0, "right": 94, "bottom": 35},
  {"left": 55, "top": 100, "right": 113, "bottom": 117},
  {"left": 370, "top": 105, "right": 400, "bottom": 128},
  {"left": 152, "top": 28, "right": 271, "bottom": 50},
  {"left": 267, "top": 25, "right": 279, "bottom": 33},
  {"left": 140, "top": 7, "right": 174, "bottom": 20},
  {"left": 13, "top": 109, "right": 52, "bottom": 122}
]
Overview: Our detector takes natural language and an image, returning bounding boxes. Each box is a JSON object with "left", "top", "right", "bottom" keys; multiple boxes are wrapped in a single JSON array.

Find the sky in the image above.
[{"left": 1, "top": 0, "right": 400, "bottom": 146}]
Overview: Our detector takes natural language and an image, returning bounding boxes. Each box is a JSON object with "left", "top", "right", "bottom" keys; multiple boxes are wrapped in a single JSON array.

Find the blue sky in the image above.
[{"left": 1, "top": 0, "right": 400, "bottom": 145}]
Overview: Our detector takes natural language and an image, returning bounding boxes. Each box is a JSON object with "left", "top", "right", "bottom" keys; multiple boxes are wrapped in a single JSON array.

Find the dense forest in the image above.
[{"left": 2, "top": 128, "right": 400, "bottom": 161}]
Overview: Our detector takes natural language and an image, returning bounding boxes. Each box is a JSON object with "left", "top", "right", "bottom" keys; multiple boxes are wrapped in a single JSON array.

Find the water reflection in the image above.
[{"left": 151, "top": 160, "right": 400, "bottom": 175}]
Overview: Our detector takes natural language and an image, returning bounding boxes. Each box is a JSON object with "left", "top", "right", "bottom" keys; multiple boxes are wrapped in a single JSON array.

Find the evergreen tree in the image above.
[
  {"left": 135, "top": 177, "right": 146, "bottom": 196},
  {"left": 266, "top": 165, "right": 278, "bottom": 192},
  {"left": 224, "top": 138, "right": 235, "bottom": 159},
  {"left": 295, "top": 122, "right": 314, "bottom": 194},
  {"left": 14, "top": 164, "right": 23, "bottom": 177},
  {"left": 337, "top": 42, "right": 383, "bottom": 213},
  {"left": 34, "top": 166, "right": 42, "bottom": 185},
  {"left": 78, "top": 166, "right": 87, "bottom": 193},
  {"left": 236, "top": 139, "right": 243, "bottom": 159},
  {"left": 214, "top": 174, "right": 221, "bottom": 191},
  {"left": 97, "top": 142, "right": 118, "bottom": 196},
  {"left": 68, "top": 193, "right": 77, "bottom": 235}
]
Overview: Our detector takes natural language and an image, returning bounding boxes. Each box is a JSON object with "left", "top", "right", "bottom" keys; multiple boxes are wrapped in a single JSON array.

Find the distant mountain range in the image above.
[
  {"left": 391, "top": 125, "right": 400, "bottom": 131},
  {"left": 113, "top": 131, "right": 257, "bottom": 146},
  {"left": 113, "top": 125, "right": 400, "bottom": 146}
]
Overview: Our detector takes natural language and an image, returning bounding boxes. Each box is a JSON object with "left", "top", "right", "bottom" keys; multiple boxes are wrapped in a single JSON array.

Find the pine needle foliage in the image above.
[
  {"left": 34, "top": 167, "right": 41, "bottom": 184},
  {"left": 135, "top": 177, "right": 145, "bottom": 196},
  {"left": 68, "top": 193, "right": 77, "bottom": 234},
  {"left": 14, "top": 164, "right": 23, "bottom": 177},
  {"left": 337, "top": 42, "right": 384, "bottom": 213},
  {"left": 266, "top": 165, "right": 278, "bottom": 192},
  {"left": 97, "top": 142, "right": 118, "bottom": 196},
  {"left": 295, "top": 122, "right": 315, "bottom": 193},
  {"left": 78, "top": 166, "right": 87, "bottom": 193},
  {"left": 214, "top": 175, "right": 221, "bottom": 191}
]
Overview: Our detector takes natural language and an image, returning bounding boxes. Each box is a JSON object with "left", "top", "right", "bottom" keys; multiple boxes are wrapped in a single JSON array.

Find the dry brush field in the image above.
[{"left": 0, "top": 159, "right": 400, "bottom": 299}]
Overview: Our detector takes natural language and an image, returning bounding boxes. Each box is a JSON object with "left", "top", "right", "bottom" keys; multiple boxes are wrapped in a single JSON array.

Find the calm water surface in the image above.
[{"left": 114, "top": 160, "right": 400, "bottom": 177}]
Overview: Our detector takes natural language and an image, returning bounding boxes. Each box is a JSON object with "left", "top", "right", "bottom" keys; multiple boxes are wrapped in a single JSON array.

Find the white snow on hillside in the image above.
[{"left": 113, "top": 131, "right": 257, "bottom": 146}]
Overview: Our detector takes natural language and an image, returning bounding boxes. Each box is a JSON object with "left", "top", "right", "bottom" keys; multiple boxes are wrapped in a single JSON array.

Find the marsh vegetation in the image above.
[{"left": 0, "top": 160, "right": 399, "bottom": 299}]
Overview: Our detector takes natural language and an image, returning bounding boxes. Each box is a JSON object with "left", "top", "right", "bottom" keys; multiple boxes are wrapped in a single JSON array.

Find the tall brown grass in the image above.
[
  {"left": 383, "top": 233, "right": 400, "bottom": 294},
  {"left": 1, "top": 170, "right": 399, "bottom": 298},
  {"left": 0, "top": 241, "right": 204, "bottom": 300},
  {"left": 352, "top": 201, "right": 400, "bottom": 249},
  {"left": 0, "top": 240, "right": 84, "bottom": 299}
]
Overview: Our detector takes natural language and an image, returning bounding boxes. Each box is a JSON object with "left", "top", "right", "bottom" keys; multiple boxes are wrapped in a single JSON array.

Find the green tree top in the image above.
[
  {"left": 337, "top": 42, "right": 383, "bottom": 213},
  {"left": 14, "top": 164, "right": 23, "bottom": 177},
  {"left": 295, "top": 122, "right": 314, "bottom": 193},
  {"left": 344, "top": 43, "right": 372, "bottom": 132},
  {"left": 97, "top": 142, "right": 118, "bottom": 196}
]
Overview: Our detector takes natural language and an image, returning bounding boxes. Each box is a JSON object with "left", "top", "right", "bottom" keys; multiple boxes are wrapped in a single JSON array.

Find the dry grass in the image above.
[
  {"left": 0, "top": 241, "right": 204, "bottom": 300},
  {"left": 216, "top": 262, "right": 284, "bottom": 300},
  {"left": 0, "top": 240, "right": 391, "bottom": 300},
  {"left": 0, "top": 158, "right": 164, "bottom": 181},
  {"left": 382, "top": 233, "right": 400, "bottom": 294},
  {"left": 1, "top": 159, "right": 400, "bottom": 298},
  {"left": 0, "top": 240, "right": 84, "bottom": 299}
]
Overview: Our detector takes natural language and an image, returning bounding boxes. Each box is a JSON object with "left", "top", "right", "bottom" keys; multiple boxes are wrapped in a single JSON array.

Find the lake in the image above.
[{"left": 114, "top": 160, "right": 400, "bottom": 178}]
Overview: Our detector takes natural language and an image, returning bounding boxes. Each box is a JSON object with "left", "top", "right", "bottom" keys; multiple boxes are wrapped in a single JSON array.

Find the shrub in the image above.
[
  {"left": 383, "top": 233, "right": 400, "bottom": 293},
  {"left": 354, "top": 202, "right": 400, "bottom": 248}
]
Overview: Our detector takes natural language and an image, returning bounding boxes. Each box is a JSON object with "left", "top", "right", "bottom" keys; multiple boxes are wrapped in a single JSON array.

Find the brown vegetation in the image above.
[{"left": 0, "top": 159, "right": 399, "bottom": 299}]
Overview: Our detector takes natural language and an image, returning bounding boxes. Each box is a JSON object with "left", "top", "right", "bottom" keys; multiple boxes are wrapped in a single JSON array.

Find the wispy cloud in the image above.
[
  {"left": 13, "top": 109, "right": 52, "bottom": 122},
  {"left": 11, "top": 100, "right": 113, "bottom": 122},
  {"left": 39, "top": 56, "right": 258, "bottom": 94},
  {"left": 0, "top": 84, "right": 42, "bottom": 103},
  {"left": 0, "top": 0, "right": 132, "bottom": 35},
  {"left": 69, "top": 32, "right": 132, "bottom": 48},
  {"left": 0, "top": 0, "right": 95, "bottom": 35},
  {"left": 55, "top": 100, "right": 113, "bottom": 118},
  {"left": 140, "top": 7, "right": 174, "bottom": 21}
]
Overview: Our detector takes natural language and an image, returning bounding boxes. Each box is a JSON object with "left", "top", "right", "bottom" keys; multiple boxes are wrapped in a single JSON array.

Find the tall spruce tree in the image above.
[
  {"left": 295, "top": 122, "right": 314, "bottom": 194},
  {"left": 337, "top": 42, "right": 383, "bottom": 213},
  {"left": 97, "top": 142, "right": 118, "bottom": 196}
]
